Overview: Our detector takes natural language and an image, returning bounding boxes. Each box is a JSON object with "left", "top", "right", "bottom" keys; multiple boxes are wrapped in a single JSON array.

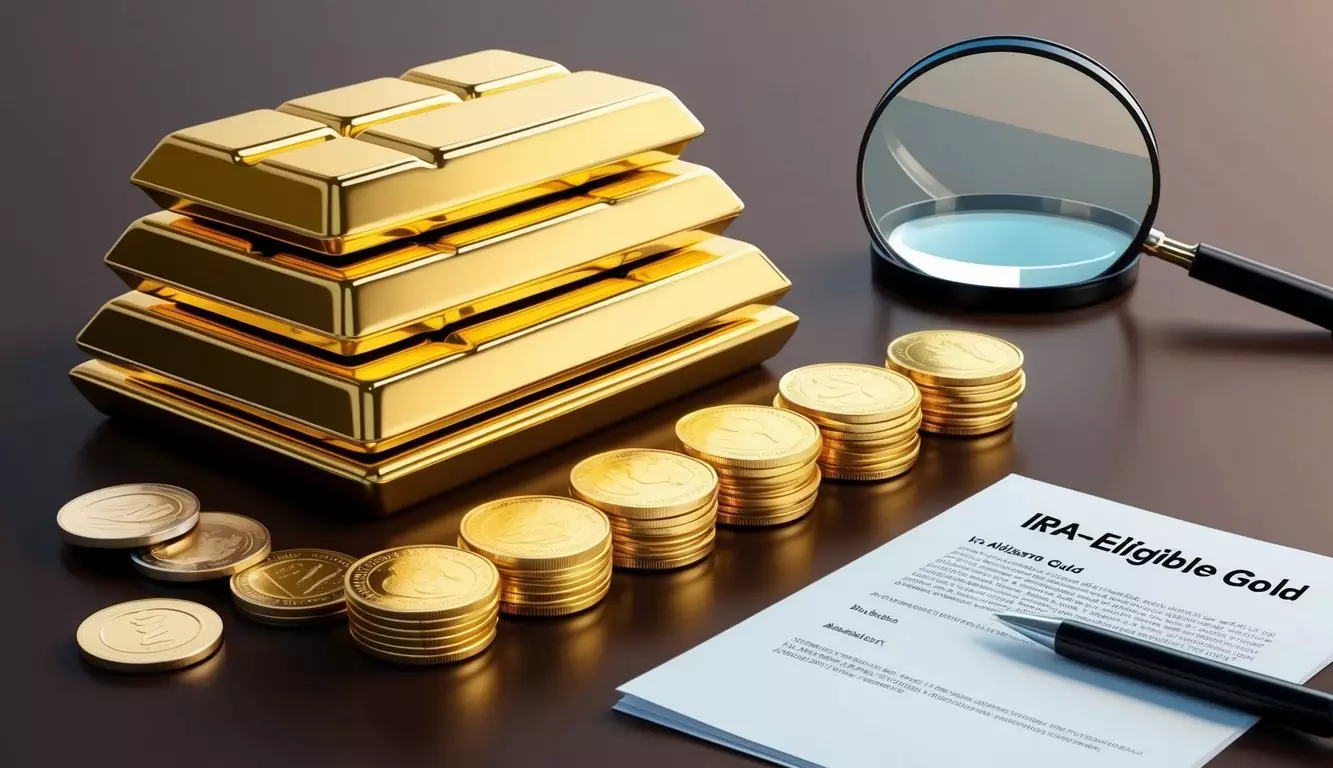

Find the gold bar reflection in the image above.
[
  {"left": 133, "top": 70, "right": 703, "bottom": 254},
  {"left": 107, "top": 161, "right": 742, "bottom": 355},
  {"left": 70, "top": 306, "right": 799, "bottom": 514},
  {"left": 402, "top": 50, "right": 568, "bottom": 99},
  {"left": 78, "top": 237, "right": 790, "bottom": 452}
]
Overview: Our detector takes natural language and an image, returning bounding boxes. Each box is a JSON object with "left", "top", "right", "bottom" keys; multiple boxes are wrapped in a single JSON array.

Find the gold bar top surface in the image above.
[
  {"left": 78, "top": 237, "right": 790, "bottom": 450},
  {"left": 131, "top": 51, "right": 703, "bottom": 254},
  {"left": 402, "top": 50, "right": 568, "bottom": 99},
  {"left": 107, "top": 161, "right": 743, "bottom": 354}
]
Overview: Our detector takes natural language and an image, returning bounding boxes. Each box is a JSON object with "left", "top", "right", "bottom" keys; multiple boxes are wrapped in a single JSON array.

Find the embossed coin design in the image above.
[
  {"left": 345, "top": 546, "right": 500, "bottom": 620},
  {"left": 76, "top": 598, "right": 223, "bottom": 673},
  {"left": 887, "top": 330, "right": 1024, "bottom": 386},
  {"left": 459, "top": 495, "right": 611, "bottom": 571},
  {"left": 131, "top": 512, "right": 271, "bottom": 582},
  {"left": 676, "top": 405, "right": 822, "bottom": 470},
  {"left": 57, "top": 483, "right": 200, "bottom": 549},
  {"left": 570, "top": 449, "right": 718, "bottom": 520},
  {"left": 231, "top": 548, "right": 356, "bottom": 621},
  {"left": 779, "top": 364, "right": 920, "bottom": 423}
]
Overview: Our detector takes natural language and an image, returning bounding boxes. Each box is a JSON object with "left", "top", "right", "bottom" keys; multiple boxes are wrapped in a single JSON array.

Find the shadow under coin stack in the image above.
[
  {"left": 774, "top": 364, "right": 923, "bottom": 481},
  {"left": 344, "top": 546, "right": 501, "bottom": 665},
  {"left": 70, "top": 50, "right": 799, "bottom": 514},
  {"left": 676, "top": 406, "right": 823, "bottom": 527},
  {"left": 886, "top": 331, "right": 1026, "bottom": 437},
  {"left": 570, "top": 449, "right": 719, "bottom": 570},
  {"left": 458, "top": 496, "right": 614, "bottom": 617}
]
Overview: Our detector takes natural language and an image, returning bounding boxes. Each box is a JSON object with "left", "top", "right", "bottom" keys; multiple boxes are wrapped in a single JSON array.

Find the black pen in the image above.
[{"left": 996, "top": 613, "right": 1333, "bottom": 737}]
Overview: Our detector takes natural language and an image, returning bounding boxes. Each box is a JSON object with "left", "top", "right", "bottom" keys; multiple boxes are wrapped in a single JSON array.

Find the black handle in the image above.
[
  {"left": 1188, "top": 243, "right": 1333, "bottom": 331},
  {"left": 1055, "top": 620, "right": 1333, "bottom": 736}
]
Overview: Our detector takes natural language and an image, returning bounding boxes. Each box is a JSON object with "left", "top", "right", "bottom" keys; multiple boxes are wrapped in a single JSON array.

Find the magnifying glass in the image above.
[{"left": 858, "top": 35, "right": 1333, "bottom": 330}]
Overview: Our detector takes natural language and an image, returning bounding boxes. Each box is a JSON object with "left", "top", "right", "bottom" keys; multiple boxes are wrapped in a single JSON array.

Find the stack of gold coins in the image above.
[
  {"left": 774, "top": 363, "right": 923, "bottom": 481},
  {"left": 886, "top": 330, "right": 1025, "bottom": 436},
  {"left": 458, "top": 496, "right": 613, "bottom": 616},
  {"left": 676, "top": 405, "right": 822, "bottom": 527},
  {"left": 569, "top": 449, "right": 718, "bottom": 570},
  {"left": 344, "top": 545, "right": 500, "bottom": 666},
  {"left": 230, "top": 549, "right": 356, "bottom": 627}
]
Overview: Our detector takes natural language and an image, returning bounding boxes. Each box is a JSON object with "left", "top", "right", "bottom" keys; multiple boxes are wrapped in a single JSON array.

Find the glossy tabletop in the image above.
[{"left": 4, "top": 2, "right": 1332, "bottom": 766}]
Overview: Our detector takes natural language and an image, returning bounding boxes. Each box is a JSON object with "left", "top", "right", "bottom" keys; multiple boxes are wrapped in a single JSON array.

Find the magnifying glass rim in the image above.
[{"left": 856, "top": 35, "right": 1162, "bottom": 304}]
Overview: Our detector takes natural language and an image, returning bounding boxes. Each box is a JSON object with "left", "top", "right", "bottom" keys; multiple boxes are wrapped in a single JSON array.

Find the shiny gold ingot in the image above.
[
  {"left": 108, "top": 162, "right": 742, "bottom": 355},
  {"left": 70, "top": 306, "right": 797, "bottom": 514},
  {"left": 569, "top": 448, "right": 718, "bottom": 520},
  {"left": 676, "top": 405, "right": 822, "bottom": 470},
  {"left": 76, "top": 599, "right": 224, "bottom": 673},
  {"left": 56, "top": 483, "right": 199, "bottom": 549},
  {"left": 131, "top": 512, "right": 272, "bottom": 582},
  {"left": 402, "top": 50, "right": 568, "bottom": 99},
  {"left": 79, "top": 238, "right": 790, "bottom": 453},
  {"left": 230, "top": 549, "right": 355, "bottom": 622},
  {"left": 886, "top": 330, "right": 1023, "bottom": 386},
  {"left": 133, "top": 65, "right": 703, "bottom": 254}
]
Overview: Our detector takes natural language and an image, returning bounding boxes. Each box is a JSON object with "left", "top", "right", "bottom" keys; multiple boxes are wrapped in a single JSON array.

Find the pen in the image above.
[{"left": 996, "top": 613, "right": 1333, "bottom": 737}]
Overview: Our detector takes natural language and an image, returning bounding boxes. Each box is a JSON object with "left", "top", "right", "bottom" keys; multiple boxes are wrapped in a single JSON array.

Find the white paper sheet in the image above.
[{"left": 616, "top": 475, "right": 1333, "bottom": 767}]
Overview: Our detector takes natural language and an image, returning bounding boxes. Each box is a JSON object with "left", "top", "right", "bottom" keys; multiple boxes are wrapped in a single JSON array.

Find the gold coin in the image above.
[
  {"left": 459, "top": 495, "right": 610, "bottom": 571},
  {"left": 345, "top": 595, "right": 498, "bottom": 632},
  {"left": 613, "top": 542, "right": 714, "bottom": 570},
  {"left": 230, "top": 548, "right": 354, "bottom": 618},
  {"left": 501, "top": 561, "right": 613, "bottom": 599},
  {"left": 677, "top": 405, "right": 822, "bottom": 470},
  {"left": 352, "top": 626, "right": 497, "bottom": 665},
  {"left": 717, "top": 464, "right": 820, "bottom": 497},
  {"left": 778, "top": 364, "right": 920, "bottom": 423},
  {"left": 57, "top": 484, "right": 199, "bottom": 549},
  {"left": 131, "top": 512, "right": 271, "bottom": 582},
  {"left": 570, "top": 449, "right": 718, "bottom": 520},
  {"left": 237, "top": 605, "right": 346, "bottom": 627},
  {"left": 887, "top": 330, "right": 1023, "bottom": 386},
  {"left": 499, "top": 581, "right": 611, "bottom": 617},
  {"left": 712, "top": 460, "right": 821, "bottom": 480},
  {"left": 921, "top": 412, "right": 1017, "bottom": 437},
  {"left": 919, "top": 397, "right": 1019, "bottom": 418},
  {"left": 76, "top": 598, "right": 223, "bottom": 673},
  {"left": 720, "top": 483, "right": 819, "bottom": 513},
  {"left": 798, "top": 409, "right": 922, "bottom": 442},
  {"left": 915, "top": 371, "right": 1025, "bottom": 403},
  {"left": 716, "top": 496, "right": 818, "bottom": 527},
  {"left": 350, "top": 613, "right": 497, "bottom": 648},
  {"left": 821, "top": 442, "right": 921, "bottom": 472},
  {"left": 920, "top": 404, "right": 1018, "bottom": 428},
  {"left": 822, "top": 461, "right": 919, "bottom": 482},
  {"left": 345, "top": 546, "right": 499, "bottom": 621},
  {"left": 820, "top": 426, "right": 920, "bottom": 453},
  {"left": 607, "top": 499, "right": 716, "bottom": 535},
  {"left": 614, "top": 525, "right": 715, "bottom": 554}
]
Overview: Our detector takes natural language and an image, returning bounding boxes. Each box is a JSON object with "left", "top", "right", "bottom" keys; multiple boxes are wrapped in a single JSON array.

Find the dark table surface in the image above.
[{"left": 5, "top": 1, "right": 1333, "bottom": 766}]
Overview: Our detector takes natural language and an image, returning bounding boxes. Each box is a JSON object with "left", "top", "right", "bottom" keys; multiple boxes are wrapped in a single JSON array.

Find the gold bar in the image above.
[
  {"left": 106, "top": 161, "right": 742, "bottom": 355},
  {"left": 402, "top": 50, "right": 568, "bottom": 99},
  {"left": 77, "top": 237, "right": 790, "bottom": 452},
  {"left": 133, "top": 69, "right": 702, "bottom": 254},
  {"left": 277, "top": 78, "right": 461, "bottom": 136},
  {"left": 70, "top": 306, "right": 799, "bottom": 515}
]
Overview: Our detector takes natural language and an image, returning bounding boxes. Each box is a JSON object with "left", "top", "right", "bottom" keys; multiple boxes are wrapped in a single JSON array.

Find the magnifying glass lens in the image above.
[{"left": 863, "top": 50, "right": 1155, "bottom": 289}]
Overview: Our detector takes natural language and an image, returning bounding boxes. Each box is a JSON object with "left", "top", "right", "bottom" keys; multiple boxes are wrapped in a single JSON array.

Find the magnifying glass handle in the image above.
[
  {"left": 1148, "top": 232, "right": 1333, "bottom": 331},
  {"left": 1188, "top": 244, "right": 1333, "bottom": 331}
]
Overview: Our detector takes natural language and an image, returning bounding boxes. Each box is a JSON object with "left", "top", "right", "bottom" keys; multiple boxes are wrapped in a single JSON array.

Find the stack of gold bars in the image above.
[
  {"left": 774, "top": 364, "right": 923, "bottom": 481},
  {"left": 886, "top": 331, "right": 1026, "bottom": 436},
  {"left": 676, "top": 405, "right": 823, "bottom": 526},
  {"left": 458, "top": 496, "right": 614, "bottom": 616},
  {"left": 70, "top": 50, "right": 798, "bottom": 514},
  {"left": 344, "top": 545, "right": 502, "bottom": 665},
  {"left": 569, "top": 449, "right": 719, "bottom": 570}
]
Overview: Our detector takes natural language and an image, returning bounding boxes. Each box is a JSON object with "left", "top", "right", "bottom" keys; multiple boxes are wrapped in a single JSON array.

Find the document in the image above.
[{"left": 616, "top": 475, "right": 1333, "bottom": 767}]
